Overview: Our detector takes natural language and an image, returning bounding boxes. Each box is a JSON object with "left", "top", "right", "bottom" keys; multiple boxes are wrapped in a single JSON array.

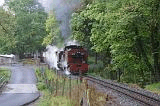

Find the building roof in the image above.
[{"left": 0, "top": 54, "right": 15, "bottom": 58}]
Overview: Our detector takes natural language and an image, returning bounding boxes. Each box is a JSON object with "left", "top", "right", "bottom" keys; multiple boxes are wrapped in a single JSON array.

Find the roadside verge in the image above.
[{"left": 0, "top": 67, "right": 11, "bottom": 92}]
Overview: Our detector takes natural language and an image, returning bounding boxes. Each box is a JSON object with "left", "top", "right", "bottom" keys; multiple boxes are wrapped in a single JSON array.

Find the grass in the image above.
[
  {"left": 35, "top": 68, "right": 76, "bottom": 106},
  {"left": 145, "top": 82, "right": 160, "bottom": 94},
  {"left": 35, "top": 67, "right": 110, "bottom": 106},
  {"left": 22, "top": 58, "right": 39, "bottom": 64},
  {"left": 38, "top": 89, "right": 73, "bottom": 106},
  {"left": 0, "top": 67, "right": 11, "bottom": 81}
]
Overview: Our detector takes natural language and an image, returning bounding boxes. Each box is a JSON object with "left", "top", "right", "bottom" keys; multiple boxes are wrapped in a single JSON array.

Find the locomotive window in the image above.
[
  {"left": 69, "top": 52, "right": 86, "bottom": 63},
  {"left": 72, "top": 53, "right": 83, "bottom": 58},
  {"left": 72, "top": 57, "right": 83, "bottom": 63},
  {"left": 72, "top": 55, "right": 83, "bottom": 58}
]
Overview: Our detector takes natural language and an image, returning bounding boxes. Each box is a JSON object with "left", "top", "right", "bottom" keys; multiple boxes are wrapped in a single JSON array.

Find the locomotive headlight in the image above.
[{"left": 65, "top": 64, "right": 70, "bottom": 67}]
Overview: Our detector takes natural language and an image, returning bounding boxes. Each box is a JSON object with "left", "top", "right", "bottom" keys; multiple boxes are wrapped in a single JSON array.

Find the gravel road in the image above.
[{"left": 0, "top": 64, "right": 39, "bottom": 106}]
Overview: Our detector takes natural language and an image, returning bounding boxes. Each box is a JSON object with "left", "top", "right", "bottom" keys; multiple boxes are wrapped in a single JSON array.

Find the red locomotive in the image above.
[{"left": 56, "top": 45, "right": 88, "bottom": 74}]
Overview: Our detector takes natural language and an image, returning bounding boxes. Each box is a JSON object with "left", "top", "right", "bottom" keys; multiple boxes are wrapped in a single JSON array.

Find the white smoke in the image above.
[
  {"left": 39, "top": 0, "right": 81, "bottom": 39},
  {"left": 65, "top": 39, "right": 80, "bottom": 46},
  {"left": 43, "top": 45, "right": 59, "bottom": 70},
  {"left": 43, "top": 40, "right": 80, "bottom": 70}
]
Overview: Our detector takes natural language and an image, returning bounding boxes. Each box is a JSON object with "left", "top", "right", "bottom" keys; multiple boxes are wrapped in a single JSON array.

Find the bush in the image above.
[
  {"left": 37, "top": 82, "right": 46, "bottom": 90},
  {"left": 88, "top": 56, "right": 104, "bottom": 73}
]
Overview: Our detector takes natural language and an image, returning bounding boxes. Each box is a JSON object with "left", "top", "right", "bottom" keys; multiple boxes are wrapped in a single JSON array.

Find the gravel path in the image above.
[{"left": 0, "top": 64, "right": 40, "bottom": 106}]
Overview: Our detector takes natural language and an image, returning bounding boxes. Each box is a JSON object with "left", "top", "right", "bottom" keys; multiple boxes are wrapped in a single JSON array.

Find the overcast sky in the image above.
[{"left": 0, "top": 0, "right": 4, "bottom": 6}]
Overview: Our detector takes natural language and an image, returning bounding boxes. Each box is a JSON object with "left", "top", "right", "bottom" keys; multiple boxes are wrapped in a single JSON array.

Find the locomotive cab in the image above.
[{"left": 64, "top": 45, "right": 88, "bottom": 74}]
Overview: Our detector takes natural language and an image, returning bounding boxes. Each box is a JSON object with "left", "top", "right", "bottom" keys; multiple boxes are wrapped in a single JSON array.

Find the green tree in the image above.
[
  {"left": 0, "top": 7, "right": 16, "bottom": 54},
  {"left": 71, "top": 0, "right": 160, "bottom": 86},
  {"left": 141, "top": 0, "right": 160, "bottom": 82},
  {"left": 71, "top": 1, "right": 111, "bottom": 65},
  {"left": 6, "top": 0, "right": 47, "bottom": 58},
  {"left": 42, "top": 14, "right": 62, "bottom": 47}
]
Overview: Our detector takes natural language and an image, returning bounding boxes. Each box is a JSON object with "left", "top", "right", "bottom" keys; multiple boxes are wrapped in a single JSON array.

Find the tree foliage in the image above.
[
  {"left": 0, "top": 7, "right": 16, "bottom": 54},
  {"left": 5, "top": 0, "right": 47, "bottom": 56},
  {"left": 71, "top": 0, "right": 160, "bottom": 85},
  {"left": 42, "top": 14, "right": 62, "bottom": 47}
]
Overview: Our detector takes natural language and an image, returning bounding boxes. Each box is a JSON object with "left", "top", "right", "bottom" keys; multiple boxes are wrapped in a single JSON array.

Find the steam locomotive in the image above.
[{"left": 56, "top": 45, "right": 88, "bottom": 74}]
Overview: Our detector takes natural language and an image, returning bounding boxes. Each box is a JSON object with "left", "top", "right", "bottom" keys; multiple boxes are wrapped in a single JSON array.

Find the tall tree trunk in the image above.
[
  {"left": 19, "top": 53, "right": 24, "bottom": 59},
  {"left": 134, "top": 22, "right": 154, "bottom": 83},
  {"left": 150, "top": 26, "right": 159, "bottom": 82},
  {"left": 95, "top": 52, "right": 97, "bottom": 64},
  {"left": 150, "top": 0, "right": 160, "bottom": 82},
  {"left": 137, "top": 38, "right": 154, "bottom": 74}
]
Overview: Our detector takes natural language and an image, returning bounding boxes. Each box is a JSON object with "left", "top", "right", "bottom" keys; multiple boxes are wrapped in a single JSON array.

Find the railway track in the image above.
[{"left": 84, "top": 75, "right": 160, "bottom": 106}]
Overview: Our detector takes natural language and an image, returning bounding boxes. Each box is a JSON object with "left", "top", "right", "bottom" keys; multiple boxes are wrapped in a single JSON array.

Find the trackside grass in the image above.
[
  {"left": 38, "top": 89, "right": 72, "bottom": 106},
  {"left": 35, "top": 67, "right": 111, "bottom": 106},
  {"left": 35, "top": 68, "right": 76, "bottom": 106},
  {"left": 145, "top": 82, "right": 160, "bottom": 94}
]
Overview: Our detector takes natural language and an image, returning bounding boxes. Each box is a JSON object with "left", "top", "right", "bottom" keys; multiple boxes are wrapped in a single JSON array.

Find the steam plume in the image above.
[{"left": 39, "top": 0, "right": 81, "bottom": 40}]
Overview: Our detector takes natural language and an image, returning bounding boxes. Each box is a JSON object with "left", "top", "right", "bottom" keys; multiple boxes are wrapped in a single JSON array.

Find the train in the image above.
[{"left": 56, "top": 45, "right": 88, "bottom": 74}]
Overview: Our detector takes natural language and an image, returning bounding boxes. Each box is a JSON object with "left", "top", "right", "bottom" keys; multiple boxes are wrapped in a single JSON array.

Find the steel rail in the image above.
[{"left": 85, "top": 75, "right": 160, "bottom": 106}]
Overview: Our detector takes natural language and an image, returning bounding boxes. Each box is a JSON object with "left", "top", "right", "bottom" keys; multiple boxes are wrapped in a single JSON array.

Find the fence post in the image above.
[
  {"left": 134, "top": 72, "right": 136, "bottom": 83},
  {"left": 118, "top": 69, "right": 121, "bottom": 82},
  {"left": 50, "top": 79, "right": 53, "bottom": 94},
  {"left": 69, "top": 75, "right": 71, "bottom": 99},
  {"left": 77, "top": 76, "right": 79, "bottom": 100},
  {"left": 62, "top": 76, "right": 66, "bottom": 96},
  {"left": 85, "top": 79, "right": 90, "bottom": 106},
  {"left": 55, "top": 78, "right": 58, "bottom": 96}
]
